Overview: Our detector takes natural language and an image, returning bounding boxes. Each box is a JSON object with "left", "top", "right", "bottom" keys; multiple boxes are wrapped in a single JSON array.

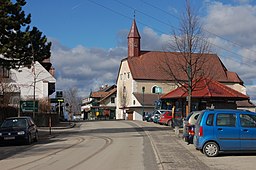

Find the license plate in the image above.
[{"left": 4, "top": 136, "right": 15, "bottom": 140}]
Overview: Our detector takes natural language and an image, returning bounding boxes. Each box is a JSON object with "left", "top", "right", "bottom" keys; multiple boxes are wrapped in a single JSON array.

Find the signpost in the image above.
[
  {"left": 50, "top": 98, "right": 64, "bottom": 103},
  {"left": 20, "top": 101, "right": 38, "bottom": 112}
]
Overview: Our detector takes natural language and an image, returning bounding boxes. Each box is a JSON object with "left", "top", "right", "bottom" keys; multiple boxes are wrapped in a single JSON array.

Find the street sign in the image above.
[
  {"left": 56, "top": 91, "right": 63, "bottom": 98},
  {"left": 50, "top": 98, "right": 64, "bottom": 103},
  {"left": 20, "top": 101, "right": 38, "bottom": 112}
]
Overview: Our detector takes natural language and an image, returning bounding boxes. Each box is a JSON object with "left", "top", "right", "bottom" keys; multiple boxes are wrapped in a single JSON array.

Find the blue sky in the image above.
[{"left": 23, "top": 0, "right": 256, "bottom": 101}]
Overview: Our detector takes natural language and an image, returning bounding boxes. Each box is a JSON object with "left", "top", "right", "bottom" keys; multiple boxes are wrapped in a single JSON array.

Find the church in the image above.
[{"left": 115, "top": 19, "right": 252, "bottom": 120}]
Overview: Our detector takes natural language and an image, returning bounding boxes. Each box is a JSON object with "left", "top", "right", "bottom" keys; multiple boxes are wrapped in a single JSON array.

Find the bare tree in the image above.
[
  {"left": 64, "top": 88, "right": 81, "bottom": 116},
  {"left": 118, "top": 83, "right": 129, "bottom": 120},
  {"left": 159, "top": 0, "right": 215, "bottom": 114},
  {"left": 0, "top": 72, "right": 20, "bottom": 118}
]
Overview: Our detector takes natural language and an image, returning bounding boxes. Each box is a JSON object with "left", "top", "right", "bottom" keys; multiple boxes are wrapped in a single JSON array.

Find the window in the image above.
[
  {"left": 206, "top": 114, "right": 214, "bottom": 126},
  {"left": 127, "top": 72, "right": 130, "bottom": 79},
  {"left": 120, "top": 74, "right": 123, "bottom": 80},
  {"left": 240, "top": 114, "right": 256, "bottom": 127},
  {"left": 217, "top": 113, "right": 236, "bottom": 127},
  {"left": 152, "top": 86, "right": 162, "bottom": 94},
  {"left": 111, "top": 97, "right": 115, "bottom": 103},
  {"left": 124, "top": 73, "right": 126, "bottom": 80},
  {"left": 133, "top": 100, "right": 135, "bottom": 105},
  {"left": 0, "top": 66, "right": 9, "bottom": 78}
]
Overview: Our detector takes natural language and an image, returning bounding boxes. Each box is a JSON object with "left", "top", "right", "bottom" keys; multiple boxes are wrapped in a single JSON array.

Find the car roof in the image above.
[
  {"left": 203, "top": 109, "right": 254, "bottom": 114},
  {"left": 5, "top": 116, "right": 31, "bottom": 120}
]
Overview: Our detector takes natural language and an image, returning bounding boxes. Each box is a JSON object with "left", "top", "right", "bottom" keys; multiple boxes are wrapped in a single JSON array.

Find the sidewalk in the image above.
[{"left": 38, "top": 121, "right": 76, "bottom": 139}]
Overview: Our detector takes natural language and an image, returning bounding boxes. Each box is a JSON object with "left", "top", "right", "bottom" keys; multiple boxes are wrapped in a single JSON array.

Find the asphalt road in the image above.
[{"left": 1, "top": 120, "right": 256, "bottom": 170}]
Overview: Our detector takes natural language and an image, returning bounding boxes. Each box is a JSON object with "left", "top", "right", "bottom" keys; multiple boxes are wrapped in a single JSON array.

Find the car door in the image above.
[
  {"left": 214, "top": 112, "right": 240, "bottom": 150},
  {"left": 239, "top": 113, "right": 256, "bottom": 150}
]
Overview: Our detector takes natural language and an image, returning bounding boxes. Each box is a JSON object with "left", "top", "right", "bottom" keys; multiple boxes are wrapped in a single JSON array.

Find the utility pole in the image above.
[
  {"left": 142, "top": 86, "right": 145, "bottom": 117},
  {"left": 32, "top": 40, "right": 36, "bottom": 119}
]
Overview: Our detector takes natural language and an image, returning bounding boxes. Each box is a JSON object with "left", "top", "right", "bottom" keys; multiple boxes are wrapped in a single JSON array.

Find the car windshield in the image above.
[{"left": 1, "top": 119, "right": 27, "bottom": 128}]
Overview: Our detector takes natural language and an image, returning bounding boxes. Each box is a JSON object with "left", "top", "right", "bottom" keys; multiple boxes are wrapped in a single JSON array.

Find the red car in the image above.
[{"left": 159, "top": 110, "right": 183, "bottom": 127}]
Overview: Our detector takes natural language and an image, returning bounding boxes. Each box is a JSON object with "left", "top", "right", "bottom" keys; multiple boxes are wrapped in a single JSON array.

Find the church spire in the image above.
[{"left": 128, "top": 19, "right": 140, "bottom": 57}]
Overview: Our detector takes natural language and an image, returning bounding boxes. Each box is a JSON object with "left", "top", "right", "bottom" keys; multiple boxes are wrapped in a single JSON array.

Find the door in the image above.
[
  {"left": 214, "top": 113, "right": 240, "bottom": 150},
  {"left": 127, "top": 111, "right": 133, "bottom": 120},
  {"left": 239, "top": 113, "right": 256, "bottom": 150}
]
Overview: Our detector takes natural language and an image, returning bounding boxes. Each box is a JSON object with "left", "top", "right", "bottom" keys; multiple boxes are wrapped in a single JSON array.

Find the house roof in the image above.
[
  {"left": 126, "top": 51, "right": 243, "bottom": 84},
  {"left": 133, "top": 93, "right": 162, "bottom": 106},
  {"left": 90, "top": 91, "right": 108, "bottom": 98},
  {"left": 161, "top": 78, "right": 249, "bottom": 100},
  {"left": 90, "top": 85, "right": 117, "bottom": 98},
  {"left": 99, "top": 88, "right": 117, "bottom": 103}
]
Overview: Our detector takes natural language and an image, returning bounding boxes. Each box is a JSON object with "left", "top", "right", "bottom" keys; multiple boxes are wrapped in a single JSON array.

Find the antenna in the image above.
[{"left": 133, "top": 9, "right": 136, "bottom": 19}]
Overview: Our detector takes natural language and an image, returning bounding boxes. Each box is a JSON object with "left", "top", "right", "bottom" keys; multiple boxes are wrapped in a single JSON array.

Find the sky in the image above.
[{"left": 22, "top": 0, "right": 256, "bottom": 102}]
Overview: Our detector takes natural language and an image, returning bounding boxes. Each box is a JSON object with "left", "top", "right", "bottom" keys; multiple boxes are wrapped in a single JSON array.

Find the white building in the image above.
[{"left": 10, "top": 61, "right": 56, "bottom": 101}]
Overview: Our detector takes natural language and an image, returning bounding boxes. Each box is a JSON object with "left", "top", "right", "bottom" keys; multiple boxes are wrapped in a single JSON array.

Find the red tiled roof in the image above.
[
  {"left": 127, "top": 51, "right": 243, "bottom": 84},
  {"left": 99, "top": 88, "right": 117, "bottom": 102},
  {"left": 91, "top": 91, "right": 108, "bottom": 98},
  {"left": 161, "top": 78, "right": 248, "bottom": 100}
]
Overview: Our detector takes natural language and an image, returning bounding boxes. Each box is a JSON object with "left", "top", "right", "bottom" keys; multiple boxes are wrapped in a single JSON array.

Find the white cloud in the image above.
[
  {"left": 141, "top": 27, "right": 171, "bottom": 51},
  {"left": 203, "top": 1, "right": 256, "bottom": 100},
  {"left": 204, "top": 2, "right": 256, "bottom": 46},
  {"left": 233, "top": 0, "right": 252, "bottom": 4},
  {"left": 51, "top": 40, "right": 126, "bottom": 97}
]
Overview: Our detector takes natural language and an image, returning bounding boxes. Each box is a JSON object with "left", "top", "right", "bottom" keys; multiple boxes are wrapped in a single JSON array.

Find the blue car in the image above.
[{"left": 194, "top": 109, "right": 256, "bottom": 157}]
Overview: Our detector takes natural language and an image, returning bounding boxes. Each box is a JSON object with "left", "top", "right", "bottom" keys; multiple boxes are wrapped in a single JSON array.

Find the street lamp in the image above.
[{"left": 142, "top": 86, "right": 145, "bottom": 117}]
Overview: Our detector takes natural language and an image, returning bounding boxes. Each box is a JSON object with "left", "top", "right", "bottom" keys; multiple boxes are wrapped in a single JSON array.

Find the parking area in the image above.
[{"left": 175, "top": 130, "right": 256, "bottom": 170}]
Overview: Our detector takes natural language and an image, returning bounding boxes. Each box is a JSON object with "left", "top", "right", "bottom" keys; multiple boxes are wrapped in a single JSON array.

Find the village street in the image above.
[{"left": 0, "top": 120, "right": 256, "bottom": 170}]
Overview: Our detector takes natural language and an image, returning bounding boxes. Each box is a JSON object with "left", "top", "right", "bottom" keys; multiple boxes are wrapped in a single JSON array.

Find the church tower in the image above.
[{"left": 128, "top": 19, "right": 141, "bottom": 57}]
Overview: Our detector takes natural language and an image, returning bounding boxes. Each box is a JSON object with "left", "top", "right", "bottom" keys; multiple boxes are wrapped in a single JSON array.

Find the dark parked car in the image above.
[
  {"left": 0, "top": 116, "right": 38, "bottom": 145},
  {"left": 144, "top": 112, "right": 153, "bottom": 122}
]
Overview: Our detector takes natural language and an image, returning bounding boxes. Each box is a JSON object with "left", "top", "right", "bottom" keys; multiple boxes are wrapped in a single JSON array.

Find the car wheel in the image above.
[
  {"left": 203, "top": 142, "right": 219, "bottom": 157},
  {"left": 34, "top": 131, "right": 39, "bottom": 142},
  {"left": 168, "top": 120, "right": 174, "bottom": 128}
]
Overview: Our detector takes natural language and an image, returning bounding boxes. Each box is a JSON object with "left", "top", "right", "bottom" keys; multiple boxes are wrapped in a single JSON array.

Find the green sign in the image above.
[
  {"left": 50, "top": 98, "right": 64, "bottom": 103},
  {"left": 20, "top": 101, "right": 38, "bottom": 112},
  {"left": 56, "top": 91, "right": 63, "bottom": 98}
]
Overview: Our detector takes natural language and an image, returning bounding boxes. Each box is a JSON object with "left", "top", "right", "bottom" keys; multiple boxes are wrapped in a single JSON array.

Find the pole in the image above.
[
  {"left": 142, "top": 87, "right": 145, "bottom": 117},
  {"left": 187, "top": 64, "right": 192, "bottom": 115},
  {"left": 33, "top": 61, "right": 36, "bottom": 119},
  {"left": 58, "top": 100, "right": 61, "bottom": 116},
  {"left": 49, "top": 111, "right": 52, "bottom": 135}
]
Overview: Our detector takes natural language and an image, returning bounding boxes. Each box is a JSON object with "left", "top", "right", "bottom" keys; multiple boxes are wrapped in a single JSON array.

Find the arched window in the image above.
[{"left": 152, "top": 86, "right": 162, "bottom": 94}]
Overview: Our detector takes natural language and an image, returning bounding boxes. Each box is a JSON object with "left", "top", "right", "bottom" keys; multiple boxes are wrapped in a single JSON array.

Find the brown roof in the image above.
[
  {"left": 90, "top": 91, "right": 109, "bottom": 98},
  {"left": 161, "top": 78, "right": 248, "bottom": 100},
  {"left": 127, "top": 51, "right": 243, "bottom": 84},
  {"left": 90, "top": 85, "right": 117, "bottom": 98},
  {"left": 99, "top": 88, "right": 117, "bottom": 102},
  {"left": 133, "top": 93, "right": 162, "bottom": 106}
]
